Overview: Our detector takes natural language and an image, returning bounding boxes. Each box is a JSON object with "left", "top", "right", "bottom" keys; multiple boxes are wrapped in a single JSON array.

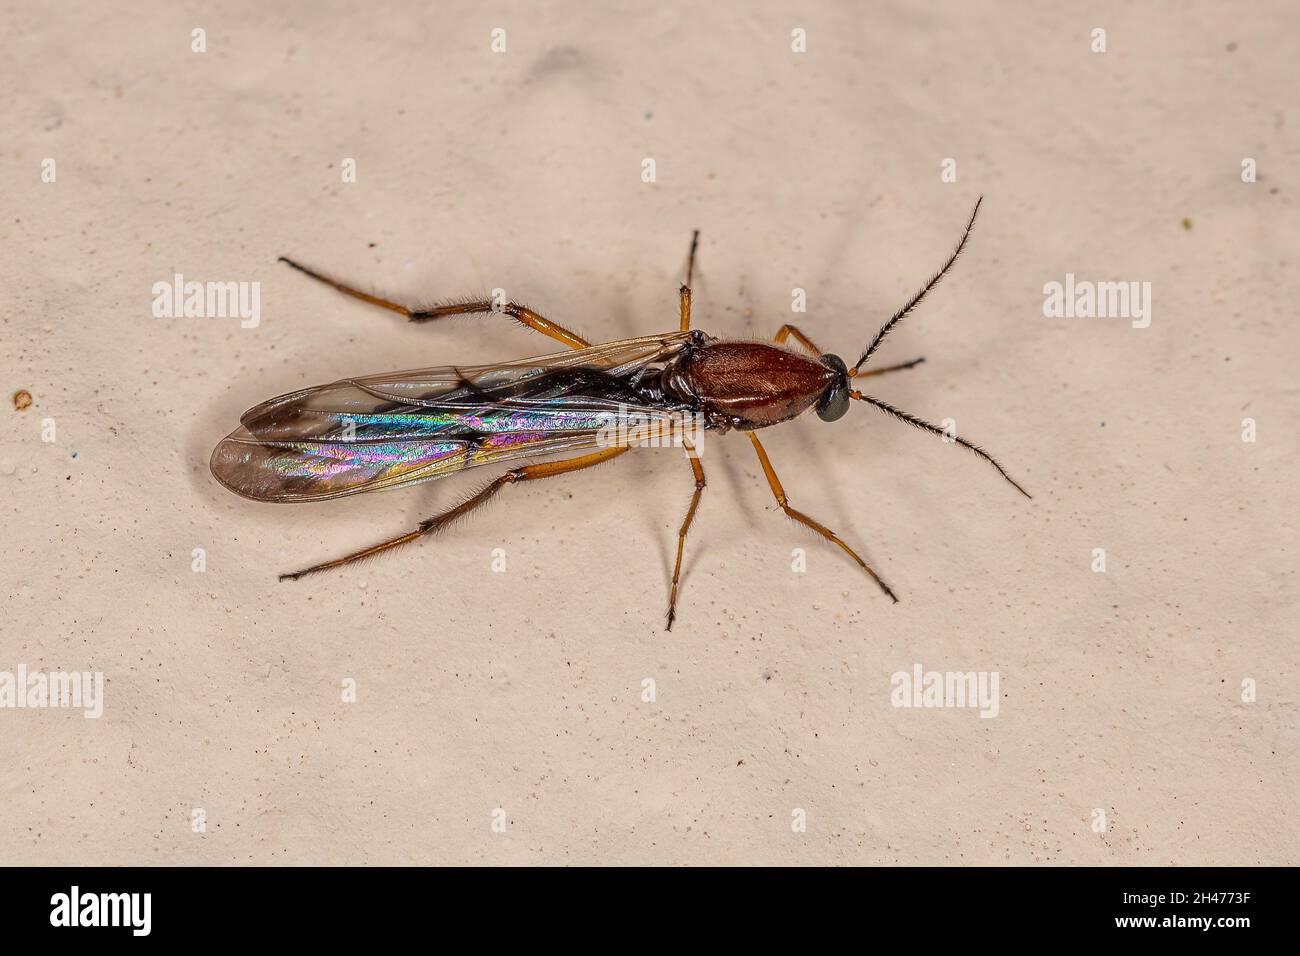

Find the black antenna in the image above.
[
  {"left": 852, "top": 391, "right": 1031, "bottom": 499},
  {"left": 852, "top": 197, "right": 982, "bottom": 375}
]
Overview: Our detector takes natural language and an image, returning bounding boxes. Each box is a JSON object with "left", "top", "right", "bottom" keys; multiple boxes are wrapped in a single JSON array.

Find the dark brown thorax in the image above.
[{"left": 662, "top": 340, "right": 836, "bottom": 430}]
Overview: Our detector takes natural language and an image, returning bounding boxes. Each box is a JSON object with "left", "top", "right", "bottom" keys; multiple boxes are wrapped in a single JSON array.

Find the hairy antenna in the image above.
[
  {"left": 851, "top": 197, "right": 983, "bottom": 375},
  {"left": 851, "top": 391, "right": 1031, "bottom": 499}
]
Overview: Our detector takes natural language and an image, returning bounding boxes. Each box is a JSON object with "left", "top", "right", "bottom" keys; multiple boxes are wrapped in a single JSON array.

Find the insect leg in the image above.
[
  {"left": 775, "top": 324, "right": 924, "bottom": 375},
  {"left": 773, "top": 324, "right": 823, "bottom": 357},
  {"left": 279, "top": 446, "right": 632, "bottom": 580},
  {"left": 745, "top": 432, "right": 898, "bottom": 603},
  {"left": 679, "top": 229, "right": 700, "bottom": 331},
  {"left": 277, "top": 257, "right": 589, "bottom": 349},
  {"left": 666, "top": 441, "right": 706, "bottom": 631},
  {"left": 410, "top": 299, "right": 589, "bottom": 349}
]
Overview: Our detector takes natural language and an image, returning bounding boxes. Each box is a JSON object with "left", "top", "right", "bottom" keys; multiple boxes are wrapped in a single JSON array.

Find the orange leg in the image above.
[
  {"left": 774, "top": 324, "right": 823, "bottom": 356},
  {"left": 746, "top": 432, "right": 898, "bottom": 603},
  {"left": 666, "top": 440, "right": 706, "bottom": 631},
  {"left": 277, "top": 256, "right": 589, "bottom": 349},
  {"left": 775, "top": 324, "right": 925, "bottom": 378},
  {"left": 280, "top": 446, "right": 631, "bottom": 580},
  {"left": 679, "top": 229, "right": 700, "bottom": 331}
]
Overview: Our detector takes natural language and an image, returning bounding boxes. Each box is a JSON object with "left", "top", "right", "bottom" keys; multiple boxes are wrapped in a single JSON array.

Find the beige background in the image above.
[{"left": 2, "top": 1, "right": 1295, "bottom": 865}]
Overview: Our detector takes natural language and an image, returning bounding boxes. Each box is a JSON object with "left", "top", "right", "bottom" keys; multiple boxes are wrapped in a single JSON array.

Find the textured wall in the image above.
[{"left": 1, "top": 0, "right": 1295, "bottom": 865}]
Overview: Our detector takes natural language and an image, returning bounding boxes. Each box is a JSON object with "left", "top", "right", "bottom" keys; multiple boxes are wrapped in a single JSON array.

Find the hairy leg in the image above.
[
  {"left": 746, "top": 432, "right": 898, "bottom": 602},
  {"left": 277, "top": 256, "right": 589, "bottom": 349},
  {"left": 280, "top": 446, "right": 632, "bottom": 580},
  {"left": 666, "top": 441, "right": 706, "bottom": 631}
]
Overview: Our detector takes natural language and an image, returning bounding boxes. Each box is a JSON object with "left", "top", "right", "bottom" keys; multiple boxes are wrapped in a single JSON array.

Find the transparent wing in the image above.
[{"left": 211, "top": 332, "right": 695, "bottom": 502}]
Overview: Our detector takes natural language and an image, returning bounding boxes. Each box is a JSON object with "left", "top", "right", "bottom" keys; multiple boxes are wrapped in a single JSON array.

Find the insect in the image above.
[{"left": 211, "top": 197, "right": 1029, "bottom": 629}]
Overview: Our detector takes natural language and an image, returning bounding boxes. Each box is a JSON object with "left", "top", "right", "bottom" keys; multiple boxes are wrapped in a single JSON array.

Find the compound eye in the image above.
[
  {"left": 816, "top": 353, "right": 851, "bottom": 422},
  {"left": 816, "top": 381, "right": 850, "bottom": 422},
  {"left": 818, "top": 353, "right": 848, "bottom": 377}
]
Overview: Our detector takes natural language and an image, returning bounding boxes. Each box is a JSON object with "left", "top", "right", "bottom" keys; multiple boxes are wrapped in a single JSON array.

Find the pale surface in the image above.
[{"left": 1, "top": 1, "right": 1295, "bottom": 865}]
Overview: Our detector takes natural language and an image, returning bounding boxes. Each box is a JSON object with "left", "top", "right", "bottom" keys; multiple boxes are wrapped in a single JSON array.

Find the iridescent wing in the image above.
[{"left": 211, "top": 332, "right": 696, "bottom": 502}]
